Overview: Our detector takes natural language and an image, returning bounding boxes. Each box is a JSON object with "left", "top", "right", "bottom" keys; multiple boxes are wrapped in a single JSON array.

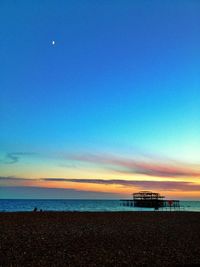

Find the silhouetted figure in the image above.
[
  {"left": 40, "top": 209, "right": 43, "bottom": 212},
  {"left": 33, "top": 207, "right": 37, "bottom": 212}
]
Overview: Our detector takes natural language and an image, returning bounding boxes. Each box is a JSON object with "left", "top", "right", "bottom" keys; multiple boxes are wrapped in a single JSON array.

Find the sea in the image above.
[{"left": 0, "top": 199, "right": 200, "bottom": 212}]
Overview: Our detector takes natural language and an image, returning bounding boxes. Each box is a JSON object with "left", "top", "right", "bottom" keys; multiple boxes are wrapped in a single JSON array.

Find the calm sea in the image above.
[{"left": 0, "top": 199, "right": 200, "bottom": 212}]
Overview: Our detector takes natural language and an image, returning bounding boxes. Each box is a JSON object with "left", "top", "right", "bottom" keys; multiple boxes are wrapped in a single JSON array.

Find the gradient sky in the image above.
[{"left": 1, "top": 0, "right": 200, "bottom": 199}]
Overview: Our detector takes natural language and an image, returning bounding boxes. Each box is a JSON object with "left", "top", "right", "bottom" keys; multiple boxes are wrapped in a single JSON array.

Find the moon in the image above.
[{"left": 52, "top": 40, "right": 55, "bottom": 46}]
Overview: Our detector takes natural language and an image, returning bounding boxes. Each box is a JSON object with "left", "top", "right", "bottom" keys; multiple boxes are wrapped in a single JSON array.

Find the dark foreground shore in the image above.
[{"left": 1, "top": 212, "right": 200, "bottom": 266}]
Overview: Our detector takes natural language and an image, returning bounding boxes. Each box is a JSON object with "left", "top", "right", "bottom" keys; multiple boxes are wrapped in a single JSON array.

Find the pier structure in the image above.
[{"left": 121, "top": 191, "right": 180, "bottom": 210}]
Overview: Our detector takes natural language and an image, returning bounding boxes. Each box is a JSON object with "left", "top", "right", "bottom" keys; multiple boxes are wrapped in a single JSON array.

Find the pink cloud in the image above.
[{"left": 69, "top": 153, "right": 200, "bottom": 178}]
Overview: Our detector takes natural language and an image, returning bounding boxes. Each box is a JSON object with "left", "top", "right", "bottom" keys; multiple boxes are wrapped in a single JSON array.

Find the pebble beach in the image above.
[{"left": 1, "top": 212, "right": 200, "bottom": 266}]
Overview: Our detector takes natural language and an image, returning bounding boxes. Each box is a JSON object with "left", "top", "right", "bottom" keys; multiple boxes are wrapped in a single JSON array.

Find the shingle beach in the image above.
[{"left": 1, "top": 212, "right": 200, "bottom": 266}]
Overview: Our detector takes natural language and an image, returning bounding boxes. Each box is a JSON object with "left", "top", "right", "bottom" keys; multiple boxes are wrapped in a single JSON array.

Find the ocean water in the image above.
[{"left": 0, "top": 199, "right": 200, "bottom": 212}]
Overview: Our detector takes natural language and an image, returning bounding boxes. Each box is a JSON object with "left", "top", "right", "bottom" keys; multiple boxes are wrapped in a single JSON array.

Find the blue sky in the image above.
[{"left": 1, "top": 0, "right": 200, "bottom": 199}]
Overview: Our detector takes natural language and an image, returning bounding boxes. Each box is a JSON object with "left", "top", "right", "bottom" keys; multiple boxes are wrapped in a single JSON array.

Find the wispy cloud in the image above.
[
  {"left": 0, "top": 176, "right": 35, "bottom": 181},
  {"left": 42, "top": 178, "right": 200, "bottom": 191},
  {"left": 69, "top": 153, "right": 200, "bottom": 178},
  {"left": 1, "top": 176, "right": 200, "bottom": 192},
  {"left": 3, "top": 152, "right": 37, "bottom": 164},
  {"left": 3, "top": 150, "right": 199, "bottom": 180}
]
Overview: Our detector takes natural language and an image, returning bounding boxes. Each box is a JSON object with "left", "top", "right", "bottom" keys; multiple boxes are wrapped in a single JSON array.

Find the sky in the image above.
[{"left": 0, "top": 0, "right": 200, "bottom": 199}]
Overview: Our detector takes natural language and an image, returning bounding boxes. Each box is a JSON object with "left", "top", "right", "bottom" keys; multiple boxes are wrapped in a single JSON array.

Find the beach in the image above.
[{"left": 1, "top": 212, "right": 200, "bottom": 266}]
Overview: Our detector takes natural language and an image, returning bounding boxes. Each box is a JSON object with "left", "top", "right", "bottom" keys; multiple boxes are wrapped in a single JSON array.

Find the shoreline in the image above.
[
  {"left": 1, "top": 212, "right": 200, "bottom": 266},
  {"left": 0, "top": 210, "right": 200, "bottom": 216},
  {"left": 0, "top": 211, "right": 197, "bottom": 214}
]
